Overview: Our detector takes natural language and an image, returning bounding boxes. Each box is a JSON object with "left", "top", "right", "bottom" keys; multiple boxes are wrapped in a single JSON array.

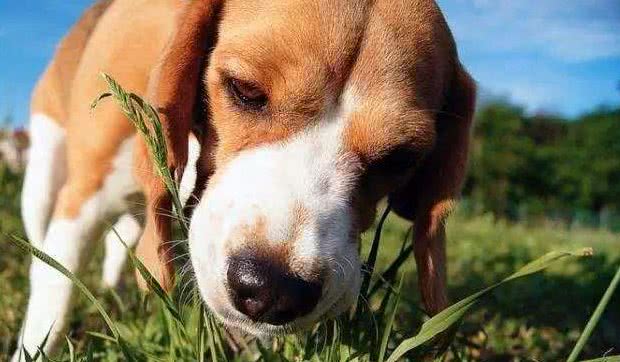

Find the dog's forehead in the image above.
[
  {"left": 216, "top": 1, "right": 369, "bottom": 85},
  {"left": 216, "top": 0, "right": 450, "bottom": 78},
  {"left": 219, "top": 0, "right": 369, "bottom": 49}
]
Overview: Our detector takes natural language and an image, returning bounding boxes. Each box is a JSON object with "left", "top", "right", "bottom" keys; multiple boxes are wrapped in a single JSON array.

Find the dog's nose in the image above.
[{"left": 227, "top": 255, "right": 322, "bottom": 325}]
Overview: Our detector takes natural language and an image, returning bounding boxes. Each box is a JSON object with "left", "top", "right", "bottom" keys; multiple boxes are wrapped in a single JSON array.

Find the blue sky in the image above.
[{"left": 0, "top": 1, "right": 619, "bottom": 125}]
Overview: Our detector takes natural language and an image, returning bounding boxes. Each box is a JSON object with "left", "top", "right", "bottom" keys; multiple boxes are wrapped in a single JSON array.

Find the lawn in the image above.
[{"left": 1, "top": 161, "right": 619, "bottom": 361}]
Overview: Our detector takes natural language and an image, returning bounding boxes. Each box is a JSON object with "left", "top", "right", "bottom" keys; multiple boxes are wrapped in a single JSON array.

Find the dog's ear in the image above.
[
  {"left": 390, "top": 64, "right": 476, "bottom": 314},
  {"left": 134, "top": 0, "right": 222, "bottom": 291}
]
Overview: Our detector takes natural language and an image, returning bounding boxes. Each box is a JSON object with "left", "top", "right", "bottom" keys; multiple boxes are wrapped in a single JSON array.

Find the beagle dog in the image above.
[{"left": 16, "top": 0, "right": 475, "bottom": 358}]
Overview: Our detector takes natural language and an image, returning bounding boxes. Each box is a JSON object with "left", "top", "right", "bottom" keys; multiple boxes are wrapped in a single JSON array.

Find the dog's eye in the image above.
[{"left": 227, "top": 78, "right": 268, "bottom": 110}]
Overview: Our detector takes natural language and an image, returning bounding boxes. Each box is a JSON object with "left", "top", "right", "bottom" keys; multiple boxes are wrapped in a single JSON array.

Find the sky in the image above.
[{"left": 0, "top": 0, "right": 618, "bottom": 126}]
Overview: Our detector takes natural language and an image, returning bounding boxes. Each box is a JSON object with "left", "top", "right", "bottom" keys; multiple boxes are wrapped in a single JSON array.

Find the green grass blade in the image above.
[
  {"left": 353, "top": 205, "right": 392, "bottom": 342},
  {"left": 9, "top": 235, "right": 138, "bottom": 361},
  {"left": 378, "top": 273, "right": 405, "bottom": 362},
  {"left": 579, "top": 356, "right": 620, "bottom": 362},
  {"left": 567, "top": 262, "right": 620, "bottom": 362},
  {"left": 108, "top": 227, "right": 184, "bottom": 325},
  {"left": 94, "top": 73, "right": 188, "bottom": 236},
  {"left": 109, "top": 227, "right": 197, "bottom": 359},
  {"left": 359, "top": 205, "right": 391, "bottom": 299},
  {"left": 209, "top": 314, "right": 228, "bottom": 361},
  {"left": 85, "top": 332, "right": 116, "bottom": 343},
  {"left": 207, "top": 314, "right": 219, "bottom": 362},
  {"left": 64, "top": 337, "right": 76, "bottom": 362},
  {"left": 85, "top": 342, "right": 94, "bottom": 362},
  {"left": 386, "top": 248, "right": 593, "bottom": 362},
  {"left": 35, "top": 347, "right": 51, "bottom": 362},
  {"left": 28, "top": 326, "right": 52, "bottom": 362},
  {"left": 197, "top": 305, "right": 206, "bottom": 362},
  {"left": 368, "top": 244, "right": 413, "bottom": 299},
  {"left": 9, "top": 235, "right": 121, "bottom": 340},
  {"left": 22, "top": 347, "right": 33, "bottom": 362}
]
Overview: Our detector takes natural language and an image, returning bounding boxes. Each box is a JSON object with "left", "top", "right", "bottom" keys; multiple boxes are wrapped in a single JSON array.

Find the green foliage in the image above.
[
  {"left": 561, "top": 108, "right": 620, "bottom": 212},
  {"left": 466, "top": 102, "right": 620, "bottom": 230}
]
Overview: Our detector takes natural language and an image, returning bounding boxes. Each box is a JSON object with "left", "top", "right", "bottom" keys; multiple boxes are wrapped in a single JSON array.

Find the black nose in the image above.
[{"left": 227, "top": 255, "right": 322, "bottom": 325}]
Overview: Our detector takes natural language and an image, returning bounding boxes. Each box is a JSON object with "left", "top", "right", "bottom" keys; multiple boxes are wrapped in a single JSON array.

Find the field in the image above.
[{"left": 1, "top": 162, "right": 619, "bottom": 361}]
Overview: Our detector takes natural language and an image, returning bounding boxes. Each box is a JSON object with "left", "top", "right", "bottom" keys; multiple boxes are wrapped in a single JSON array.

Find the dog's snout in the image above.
[{"left": 227, "top": 255, "right": 322, "bottom": 325}]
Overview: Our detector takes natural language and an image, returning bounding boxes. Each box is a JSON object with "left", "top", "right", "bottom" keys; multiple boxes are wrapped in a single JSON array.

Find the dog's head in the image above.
[{"left": 136, "top": 0, "right": 475, "bottom": 335}]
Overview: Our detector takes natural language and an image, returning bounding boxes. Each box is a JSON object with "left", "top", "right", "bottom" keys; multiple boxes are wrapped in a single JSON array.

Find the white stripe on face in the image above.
[{"left": 189, "top": 87, "right": 363, "bottom": 334}]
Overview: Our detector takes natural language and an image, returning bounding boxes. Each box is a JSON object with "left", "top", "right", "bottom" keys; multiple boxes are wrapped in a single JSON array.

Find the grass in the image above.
[
  {"left": 0, "top": 78, "right": 619, "bottom": 361},
  {"left": 1, "top": 185, "right": 619, "bottom": 360}
]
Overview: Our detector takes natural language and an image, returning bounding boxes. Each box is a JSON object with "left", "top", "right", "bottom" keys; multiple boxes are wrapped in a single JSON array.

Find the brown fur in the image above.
[
  {"left": 134, "top": 0, "right": 223, "bottom": 290},
  {"left": 38, "top": 0, "right": 475, "bottom": 317},
  {"left": 390, "top": 67, "right": 476, "bottom": 313},
  {"left": 31, "top": 0, "right": 113, "bottom": 125},
  {"left": 55, "top": 0, "right": 181, "bottom": 219}
]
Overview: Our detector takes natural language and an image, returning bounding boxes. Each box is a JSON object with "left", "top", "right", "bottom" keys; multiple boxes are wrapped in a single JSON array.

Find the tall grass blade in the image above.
[
  {"left": 197, "top": 305, "right": 206, "bottom": 362},
  {"left": 108, "top": 227, "right": 184, "bottom": 325},
  {"left": 85, "top": 332, "right": 116, "bottom": 343},
  {"left": 386, "top": 248, "right": 593, "bottom": 362},
  {"left": 579, "top": 356, "right": 620, "bottom": 362},
  {"left": 22, "top": 348, "right": 33, "bottom": 362},
  {"left": 93, "top": 73, "right": 188, "bottom": 235},
  {"left": 9, "top": 236, "right": 121, "bottom": 340},
  {"left": 94, "top": 71, "right": 196, "bottom": 362},
  {"left": 26, "top": 326, "right": 52, "bottom": 362},
  {"left": 85, "top": 342, "right": 94, "bottom": 362},
  {"left": 9, "top": 235, "right": 136, "bottom": 361},
  {"left": 208, "top": 314, "right": 228, "bottom": 361},
  {"left": 368, "top": 244, "right": 413, "bottom": 299},
  {"left": 378, "top": 273, "right": 405, "bottom": 362},
  {"left": 359, "top": 205, "right": 391, "bottom": 299},
  {"left": 64, "top": 336, "right": 75, "bottom": 362},
  {"left": 35, "top": 347, "right": 51, "bottom": 362},
  {"left": 567, "top": 263, "right": 620, "bottom": 362}
]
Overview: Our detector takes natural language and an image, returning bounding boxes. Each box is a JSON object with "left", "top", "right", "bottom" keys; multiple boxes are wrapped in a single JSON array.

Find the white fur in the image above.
[
  {"left": 15, "top": 138, "right": 140, "bottom": 361},
  {"left": 21, "top": 113, "right": 67, "bottom": 249},
  {"left": 179, "top": 134, "right": 200, "bottom": 206},
  {"left": 102, "top": 213, "right": 142, "bottom": 288},
  {"left": 189, "top": 88, "right": 362, "bottom": 335},
  {"left": 100, "top": 134, "right": 197, "bottom": 289}
]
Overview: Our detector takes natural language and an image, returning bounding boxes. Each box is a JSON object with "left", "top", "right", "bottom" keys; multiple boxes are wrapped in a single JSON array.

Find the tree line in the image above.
[{"left": 463, "top": 100, "right": 620, "bottom": 230}]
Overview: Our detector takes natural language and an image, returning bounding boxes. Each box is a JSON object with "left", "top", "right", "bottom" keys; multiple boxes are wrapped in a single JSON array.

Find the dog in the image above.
[{"left": 15, "top": 0, "right": 475, "bottom": 358}]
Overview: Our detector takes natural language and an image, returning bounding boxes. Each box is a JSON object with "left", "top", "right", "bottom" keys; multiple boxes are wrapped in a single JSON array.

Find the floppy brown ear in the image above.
[
  {"left": 390, "top": 64, "right": 476, "bottom": 314},
  {"left": 134, "top": 0, "right": 222, "bottom": 291}
]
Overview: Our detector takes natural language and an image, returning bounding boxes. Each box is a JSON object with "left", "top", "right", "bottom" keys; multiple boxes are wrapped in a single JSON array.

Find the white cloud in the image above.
[
  {"left": 541, "top": 21, "right": 620, "bottom": 62},
  {"left": 440, "top": 0, "right": 620, "bottom": 63}
]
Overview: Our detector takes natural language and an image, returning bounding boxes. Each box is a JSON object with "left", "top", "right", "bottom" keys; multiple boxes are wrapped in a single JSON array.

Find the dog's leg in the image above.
[
  {"left": 101, "top": 213, "right": 142, "bottom": 288},
  {"left": 15, "top": 181, "right": 112, "bottom": 361},
  {"left": 413, "top": 215, "right": 448, "bottom": 316},
  {"left": 15, "top": 132, "right": 137, "bottom": 361},
  {"left": 21, "top": 114, "right": 67, "bottom": 249}
]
